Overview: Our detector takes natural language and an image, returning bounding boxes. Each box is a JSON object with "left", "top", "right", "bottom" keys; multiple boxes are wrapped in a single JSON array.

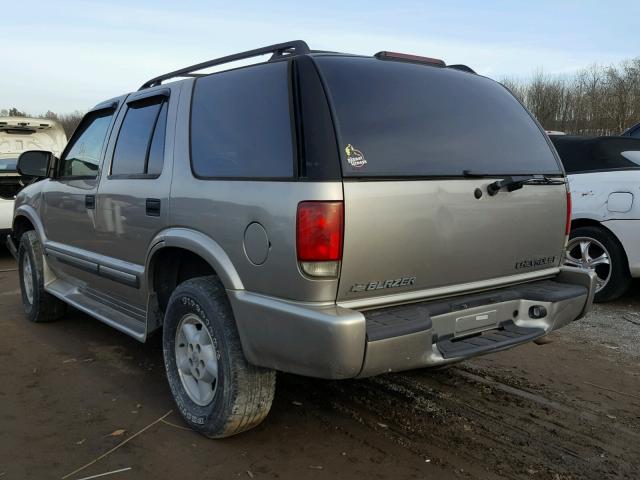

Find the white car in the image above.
[
  {"left": 0, "top": 117, "right": 67, "bottom": 236},
  {"left": 551, "top": 135, "right": 640, "bottom": 301}
]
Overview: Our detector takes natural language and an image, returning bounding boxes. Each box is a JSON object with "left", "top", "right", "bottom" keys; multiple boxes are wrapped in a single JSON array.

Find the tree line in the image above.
[
  {"left": 3, "top": 56, "right": 640, "bottom": 138},
  {"left": 501, "top": 58, "right": 640, "bottom": 135},
  {"left": 0, "top": 108, "right": 83, "bottom": 138}
]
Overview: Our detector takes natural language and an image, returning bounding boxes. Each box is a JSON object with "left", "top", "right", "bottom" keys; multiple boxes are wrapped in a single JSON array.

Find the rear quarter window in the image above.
[
  {"left": 314, "top": 56, "right": 561, "bottom": 177},
  {"left": 190, "top": 61, "right": 293, "bottom": 179}
]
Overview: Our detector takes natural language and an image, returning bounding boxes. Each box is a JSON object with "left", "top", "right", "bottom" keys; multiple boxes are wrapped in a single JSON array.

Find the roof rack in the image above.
[{"left": 139, "top": 40, "right": 310, "bottom": 90}]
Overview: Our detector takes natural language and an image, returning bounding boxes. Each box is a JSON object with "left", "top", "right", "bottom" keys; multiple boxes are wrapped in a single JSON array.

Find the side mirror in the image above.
[{"left": 17, "top": 150, "right": 53, "bottom": 178}]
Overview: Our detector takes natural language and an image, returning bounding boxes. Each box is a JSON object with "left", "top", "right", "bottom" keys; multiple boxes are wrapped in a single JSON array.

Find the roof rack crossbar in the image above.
[{"left": 139, "top": 40, "right": 310, "bottom": 90}]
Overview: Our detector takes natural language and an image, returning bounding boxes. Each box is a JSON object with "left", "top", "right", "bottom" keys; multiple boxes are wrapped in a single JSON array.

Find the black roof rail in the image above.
[{"left": 139, "top": 40, "right": 310, "bottom": 90}]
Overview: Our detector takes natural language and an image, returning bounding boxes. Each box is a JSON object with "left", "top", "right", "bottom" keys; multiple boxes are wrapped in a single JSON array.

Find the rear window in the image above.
[
  {"left": 550, "top": 136, "right": 640, "bottom": 173},
  {"left": 190, "top": 61, "right": 293, "bottom": 179},
  {"left": 315, "top": 56, "right": 561, "bottom": 177}
]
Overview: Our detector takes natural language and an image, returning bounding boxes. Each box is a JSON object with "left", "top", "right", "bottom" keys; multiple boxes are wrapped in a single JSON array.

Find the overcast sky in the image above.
[{"left": 3, "top": 0, "right": 638, "bottom": 114}]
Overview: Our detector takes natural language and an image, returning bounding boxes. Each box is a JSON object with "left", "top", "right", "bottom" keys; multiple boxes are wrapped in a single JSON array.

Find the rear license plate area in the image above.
[{"left": 454, "top": 310, "right": 498, "bottom": 337}]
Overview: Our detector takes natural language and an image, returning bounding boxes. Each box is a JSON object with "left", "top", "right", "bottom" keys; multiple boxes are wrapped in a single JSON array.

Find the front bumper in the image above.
[
  {"left": 229, "top": 267, "right": 596, "bottom": 379},
  {"left": 0, "top": 197, "right": 13, "bottom": 231}
]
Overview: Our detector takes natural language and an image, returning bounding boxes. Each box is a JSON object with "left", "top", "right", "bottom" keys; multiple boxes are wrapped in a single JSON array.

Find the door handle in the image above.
[
  {"left": 85, "top": 194, "right": 96, "bottom": 210},
  {"left": 146, "top": 198, "right": 161, "bottom": 217}
]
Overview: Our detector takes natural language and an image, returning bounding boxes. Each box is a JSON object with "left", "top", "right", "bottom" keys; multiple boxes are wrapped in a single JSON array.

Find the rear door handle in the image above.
[
  {"left": 85, "top": 194, "right": 95, "bottom": 210},
  {"left": 146, "top": 198, "right": 161, "bottom": 217}
]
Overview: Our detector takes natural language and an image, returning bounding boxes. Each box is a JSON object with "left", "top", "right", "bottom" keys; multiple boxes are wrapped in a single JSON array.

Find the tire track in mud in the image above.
[{"left": 278, "top": 365, "right": 639, "bottom": 479}]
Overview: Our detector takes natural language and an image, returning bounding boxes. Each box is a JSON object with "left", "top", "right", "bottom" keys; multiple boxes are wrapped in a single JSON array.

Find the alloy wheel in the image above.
[
  {"left": 564, "top": 236, "right": 611, "bottom": 292},
  {"left": 175, "top": 313, "right": 219, "bottom": 406},
  {"left": 22, "top": 253, "right": 34, "bottom": 305}
]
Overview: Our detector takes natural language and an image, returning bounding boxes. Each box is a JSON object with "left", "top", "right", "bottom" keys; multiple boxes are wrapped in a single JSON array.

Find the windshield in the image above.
[
  {"left": 315, "top": 56, "right": 562, "bottom": 177},
  {"left": 0, "top": 158, "right": 18, "bottom": 172}
]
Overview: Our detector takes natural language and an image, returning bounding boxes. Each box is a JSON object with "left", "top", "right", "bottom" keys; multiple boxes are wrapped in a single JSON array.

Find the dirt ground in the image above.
[{"left": 1, "top": 249, "right": 638, "bottom": 480}]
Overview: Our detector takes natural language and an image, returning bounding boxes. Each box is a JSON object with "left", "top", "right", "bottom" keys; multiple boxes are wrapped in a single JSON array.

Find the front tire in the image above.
[
  {"left": 18, "top": 230, "right": 66, "bottom": 322},
  {"left": 565, "top": 226, "right": 631, "bottom": 302},
  {"left": 162, "top": 276, "right": 275, "bottom": 438}
]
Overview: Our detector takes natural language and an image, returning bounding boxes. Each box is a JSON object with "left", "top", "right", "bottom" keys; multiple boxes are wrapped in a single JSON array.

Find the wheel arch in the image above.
[
  {"left": 12, "top": 205, "right": 46, "bottom": 244},
  {"left": 144, "top": 228, "right": 244, "bottom": 333},
  {"left": 570, "top": 218, "right": 631, "bottom": 273},
  {"left": 571, "top": 217, "right": 605, "bottom": 230}
]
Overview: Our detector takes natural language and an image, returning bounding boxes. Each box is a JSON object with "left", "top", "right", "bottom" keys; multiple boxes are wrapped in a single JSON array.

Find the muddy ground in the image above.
[{"left": 0, "top": 250, "right": 638, "bottom": 479}]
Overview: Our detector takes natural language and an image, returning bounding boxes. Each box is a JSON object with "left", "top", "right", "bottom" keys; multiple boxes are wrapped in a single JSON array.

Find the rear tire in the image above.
[
  {"left": 565, "top": 226, "right": 631, "bottom": 303},
  {"left": 162, "top": 276, "right": 275, "bottom": 438},
  {"left": 18, "top": 230, "right": 66, "bottom": 322}
]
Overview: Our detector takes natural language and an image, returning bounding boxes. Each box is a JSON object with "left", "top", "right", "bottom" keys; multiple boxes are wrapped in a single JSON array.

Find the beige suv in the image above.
[{"left": 9, "top": 41, "right": 595, "bottom": 438}]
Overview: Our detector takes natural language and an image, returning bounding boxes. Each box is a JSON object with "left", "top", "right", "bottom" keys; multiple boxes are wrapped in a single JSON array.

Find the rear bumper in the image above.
[{"left": 229, "top": 267, "right": 596, "bottom": 379}]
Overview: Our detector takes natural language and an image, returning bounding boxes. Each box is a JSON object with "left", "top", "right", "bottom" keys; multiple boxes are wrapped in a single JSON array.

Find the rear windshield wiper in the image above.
[{"left": 487, "top": 175, "right": 565, "bottom": 196}]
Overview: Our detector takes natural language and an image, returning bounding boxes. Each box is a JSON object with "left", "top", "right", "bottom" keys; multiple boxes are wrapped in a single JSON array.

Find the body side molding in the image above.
[{"left": 44, "top": 240, "right": 143, "bottom": 288}]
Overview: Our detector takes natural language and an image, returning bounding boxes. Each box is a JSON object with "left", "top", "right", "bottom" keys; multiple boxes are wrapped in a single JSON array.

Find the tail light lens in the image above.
[
  {"left": 565, "top": 191, "right": 572, "bottom": 236},
  {"left": 297, "top": 201, "right": 343, "bottom": 277}
]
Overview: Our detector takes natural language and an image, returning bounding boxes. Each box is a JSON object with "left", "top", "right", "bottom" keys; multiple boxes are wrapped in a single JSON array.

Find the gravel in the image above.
[{"left": 564, "top": 280, "right": 640, "bottom": 358}]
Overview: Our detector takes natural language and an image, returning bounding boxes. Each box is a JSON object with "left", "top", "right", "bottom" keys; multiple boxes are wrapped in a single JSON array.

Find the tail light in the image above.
[
  {"left": 296, "top": 201, "right": 343, "bottom": 277},
  {"left": 565, "top": 191, "right": 572, "bottom": 236}
]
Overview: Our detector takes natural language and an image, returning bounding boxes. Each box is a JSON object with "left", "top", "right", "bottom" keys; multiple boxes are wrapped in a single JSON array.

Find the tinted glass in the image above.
[
  {"left": 0, "top": 158, "right": 18, "bottom": 171},
  {"left": 112, "top": 98, "right": 163, "bottom": 175},
  {"left": 295, "top": 55, "right": 341, "bottom": 180},
  {"left": 551, "top": 135, "right": 640, "bottom": 173},
  {"left": 60, "top": 110, "right": 114, "bottom": 177},
  {"left": 147, "top": 101, "right": 168, "bottom": 176},
  {"left": 628, "top": 125, "right": 640, "bottom": 138},
  {"left": 315, "top": 56, "right": 561, "bottom": 177},
  {"left": 191, "top": 61, "right": 293, "bottom": 178}
]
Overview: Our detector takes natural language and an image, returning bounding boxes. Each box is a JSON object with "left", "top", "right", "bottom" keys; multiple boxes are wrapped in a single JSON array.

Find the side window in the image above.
[
  {"left": 60, "top": 110, "right": 114, "bottom": 178},
  {"left": 111, "top": 96, "right": 167, "bottom": 176},
  {"left": 147, "top": 102, "right": 168, "bottom": 176},
  {"left": 190, "top": 61, "right": 293, "bottom": 178}
]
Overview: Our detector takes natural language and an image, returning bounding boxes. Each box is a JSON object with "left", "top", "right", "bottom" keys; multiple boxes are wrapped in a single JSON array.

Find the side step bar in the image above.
[
  {"left": 436, "top": 321, "right": 544, "bottom": 359},
  {"left": 46, "top": 278, "right": 147, "bottom": 342}
]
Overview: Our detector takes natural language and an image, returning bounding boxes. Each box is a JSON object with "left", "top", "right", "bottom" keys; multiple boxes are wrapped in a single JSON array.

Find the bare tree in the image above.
[
  {"left": 501, "top": 57, "right": 640, "bottom": 135},
  {"left": 6, "top": 107, "right": 27, "bottom": 117},
  {"left": 56, "top": 111, "right": 84, "bottom": 137}
]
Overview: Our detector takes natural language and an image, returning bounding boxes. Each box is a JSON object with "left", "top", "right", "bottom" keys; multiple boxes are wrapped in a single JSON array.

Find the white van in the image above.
[{"left": 0, "top": 117, "right": 67, "bottom": 236}]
